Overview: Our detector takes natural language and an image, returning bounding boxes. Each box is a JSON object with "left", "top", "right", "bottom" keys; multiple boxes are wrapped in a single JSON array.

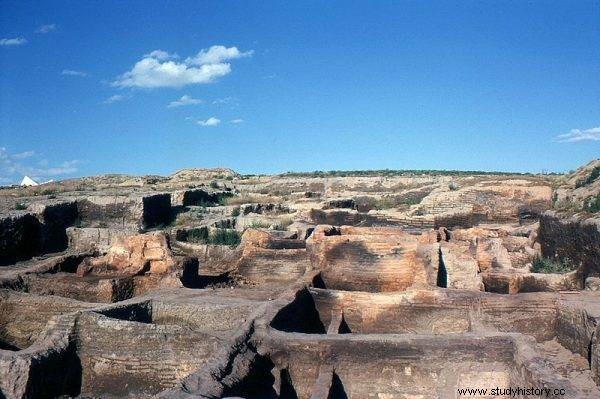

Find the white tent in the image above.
[{"left": 20, "top": 176, "right": 39, "bottom": 186}]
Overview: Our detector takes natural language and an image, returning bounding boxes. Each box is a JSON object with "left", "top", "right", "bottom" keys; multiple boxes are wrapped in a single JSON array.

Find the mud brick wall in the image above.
[
  {"left": 75, "top": 313, "right": 221, "bottom": 397},
  {"left": 236, "top": 247, "right": 309, "bottom": 284},
  {"left": 310, "top": 235, "right": 435, "bottom": 292},
  {"left": 0, "top": 202, "right": 78, "bottom": 266},
  {"left": 434, "top": 212, "right": 481, "bottom": 229},
  {"left": 283, "top": 289, "right": 558, "bottom": 340},
  {"left": 593, "top": 324, "right": 600, "bottom": 385},
  {"left": 0, "top": 213, "right": 41, "bottom": 265},
  {"left": 151, "top": 299, "right": 259, "bottom": 337},
  {"left": 76, "top": 197, "right": 140, "bottom": 227},
  {"left": 555, "top": 299, "right": 597, "bottom": 359},
  {"left": 0, "top": 290, "right": 92, "bottom": 349},
  {"left": 538, "top": 213, "right": 600, "bottom": 278},
  {"left": 0, "top": 314, "right": 82, "bottom": 399},
  {"left": 184, "top": 189, "right": 232, "bottom": 207},
  {"left": 38, "top": 201, "right": 78, "bottom": 253},
  {"left": 309, "top": 209, "right": 375, "bottom": 226},
  {"left": 478, "top": 293, "right": 558, "bottom": 342},
  {"left": 265, "top": 334, "right": 520, "bottom": 399},
  {"left": 76, "top": 194, "right": 173, "bottom": 230},
  {"left": 67, "top": 226, "right": 133, "bottom": 252},
  {"left": 23, "top": 274, "right": 129, "bottom": 303},
  {"left": 308, "top": 289, "right": 471, "bottom": 335}
]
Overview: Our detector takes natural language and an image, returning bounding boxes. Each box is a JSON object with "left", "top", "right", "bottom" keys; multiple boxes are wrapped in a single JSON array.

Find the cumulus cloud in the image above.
[
  {"left": 112, "top": 45, "right": 251, "bottom": 89},
  {"left": 0, "top": 147, "right": 79, "bottom": 185},
  {"left": 555, "top": 127, "right": 600, "bottom": 142},
  {"left": 36, "top": 24, "right": 57, "bottom": 34},
  {"left": 0, "top": 37, "right": 27, "bottom": 46},
  {"left": 197, "top": 117, "right": 220, "bottom": 127},
  {"left": 168, "top": 94, "right": 202, "bottom": 108},
  {"left": 186, "top": 45, "right": 253, "bottom": 65},
  {"left": 143, "top": 50, "right": 178, "bottom": 60},
  {"left": 103, "top": 94, "right": 125, "bottom": 104},
  {"left": 230, "top": 118, "right": 244, "bottom": 124},
  {"left": 62, "top": 69, "right": 88, "bottom": 77}
]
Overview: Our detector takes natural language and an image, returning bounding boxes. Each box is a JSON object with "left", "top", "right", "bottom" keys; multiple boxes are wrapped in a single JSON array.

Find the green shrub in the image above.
[
  {"left": 373, "top": 196, "right": 396, "bottom": 210},
  {"left": 585, "top": 195, "right": 600, "bottom": 213},
  {"left": 271, "top": 217, "right": 293, "bottom": 231},
  {"left": 248, "top": 220, "right": 270, "bottom": 229},
  {"left": 402, "top": 197, "right": 420, "bottom": 206},
  {"left": 555, "top": 198, "right": 582, "bottom": 213},
  {"left": 209, "top": 180, "right": 219, "bottom": 189},
  {"left": 531, "top": 256, "right": 574, "bottom": 274},
  {"left": 575, "top": 167, "right": 600, "bottom": 188},
  {"left": 231, "top": 206, "right": 241, "bottom": 217},
  {"left": 187, "top": 227, "right": 209, "bottom": 243},
  {"left": 41, "top": 188, "right": 56, "bottom": 195},
  {"left": 186, "top": 227, "right": 240, "bottom": 248},
  {"left": 209, "top": 228, "right": 241, "bottom": 247},
  {"left": 14, "top": 203, "right": 27, "bottom": 210}
]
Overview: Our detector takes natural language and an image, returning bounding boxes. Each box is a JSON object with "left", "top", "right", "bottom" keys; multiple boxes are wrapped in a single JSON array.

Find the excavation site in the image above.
[{"left": 0, "top": 160, "right": 599, "bottom": 398}]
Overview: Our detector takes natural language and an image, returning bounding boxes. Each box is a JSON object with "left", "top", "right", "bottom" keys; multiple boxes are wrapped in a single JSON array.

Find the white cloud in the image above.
[
  {"left": 168, "top": 94, "right": 203, "bottom": 108},
  {"left": 143, "top": 50, "right": 178, "bottom": 61},
  {"left": 0, "top": 37, "right": 27, "bottom": 46},
  {"left": 0, "top": 147, "right": 79, "bottom": 185},
  {"left": 62, "top": 69, "right": 88, "bottom": 77},
  {"left": 36, "top": 24, "right": 57, "bottom": 34},
  {"left": 112, "top": 45, "right": 251, "bottom": 89},
  {"left": 103, "top": 94, "right": 125, "bottom": 104},
  {"left": 230, "top": 118, "right": 244, "bottom": 124},
  {"left": 556, "top": 127, "right": 600, "bottom": 142},
  {"left": 44, "top": 160, "right": 80, "bottom": 175},
  {"left": 197, "top": 117, "right": 221, "bottom": 127},
  {"left": 12, "top": 150, "right": 35, "bottom": 159},
  {"left": 212, "top": 96, "right": 238, "bottom": 106},
  {"left": 186, "top": 45, "right": 253, "bottom": 65},
  {"left": 113, "top": 56, "right": 230, "bottom": 88}
]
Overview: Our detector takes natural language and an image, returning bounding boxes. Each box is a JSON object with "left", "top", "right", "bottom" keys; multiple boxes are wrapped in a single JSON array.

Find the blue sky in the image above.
[{"left": 1, "top": 1, "right": 599, "bottom": 183}]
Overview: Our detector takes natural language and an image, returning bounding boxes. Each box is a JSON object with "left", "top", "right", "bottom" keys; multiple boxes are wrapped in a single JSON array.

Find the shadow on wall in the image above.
[
  {"left": 179, "top": 259, "right": 236, "bottom": 289},
  {"left": 270, "top": 288, "right": 326, "bottom": 334},
  {"left": 221, "top": 349, "right": 349, "bottom": 399},
  {"left": 319, "top": 240, "right": 393, "bottom": 292},
  {"left": 309, "top": 209, "right": 376, "bottom": 227},
  {"left": 0, "top": 202, "right": 78, "bottom": 266},
  {"left": 538, "top": 214, "right": 600, "bottom": 280}
]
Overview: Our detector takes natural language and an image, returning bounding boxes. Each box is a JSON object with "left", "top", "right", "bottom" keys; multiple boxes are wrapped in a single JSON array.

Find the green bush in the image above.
[
  {"left": 402, "top": 197, "right": 420, "bottom": 206},
  {"left": 575, "top": 167, "right": 600, "bottom": 188},
  {"left": 373, "top": 196, "right": 396, "bottom": 210},
  {"left": 209, "top": 180, "right": 219, "bottom": 189},
  {"left": 531, "top": 256, "right": 574, "bottom": 274},
  {"left": 585, "top": 195, "right": 600, "bottom": 213},
  {"left": 14, "top": 203, "right": 27, "bottom": 210},
  {"left": 186, "top": 227, "right": 240, "bottom": 248},
  {"left": 231, "top": 206, "right": 241, "bottom": 217},
  {"left": 271, "top": 218, "right": 293, "bottom": 231},
  {"left": 248, "top": 220, "right": 270, "bottom": 229},
  {"left": 210, "top": 228, "right": 241, "bottom": 247},
  {"left": 187, "top": 227, "right": 209, "bottom": 243}
]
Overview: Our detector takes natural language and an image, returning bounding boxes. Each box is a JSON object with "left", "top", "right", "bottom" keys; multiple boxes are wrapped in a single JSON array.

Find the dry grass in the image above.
[{"left": 224, "top": 194, "right": 282, "bottom": 206}]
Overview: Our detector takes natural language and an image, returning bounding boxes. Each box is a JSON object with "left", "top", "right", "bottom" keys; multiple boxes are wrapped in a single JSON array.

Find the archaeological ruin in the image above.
[{"left": 0, "top": 160, "right": 599, "bottom": 398}]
